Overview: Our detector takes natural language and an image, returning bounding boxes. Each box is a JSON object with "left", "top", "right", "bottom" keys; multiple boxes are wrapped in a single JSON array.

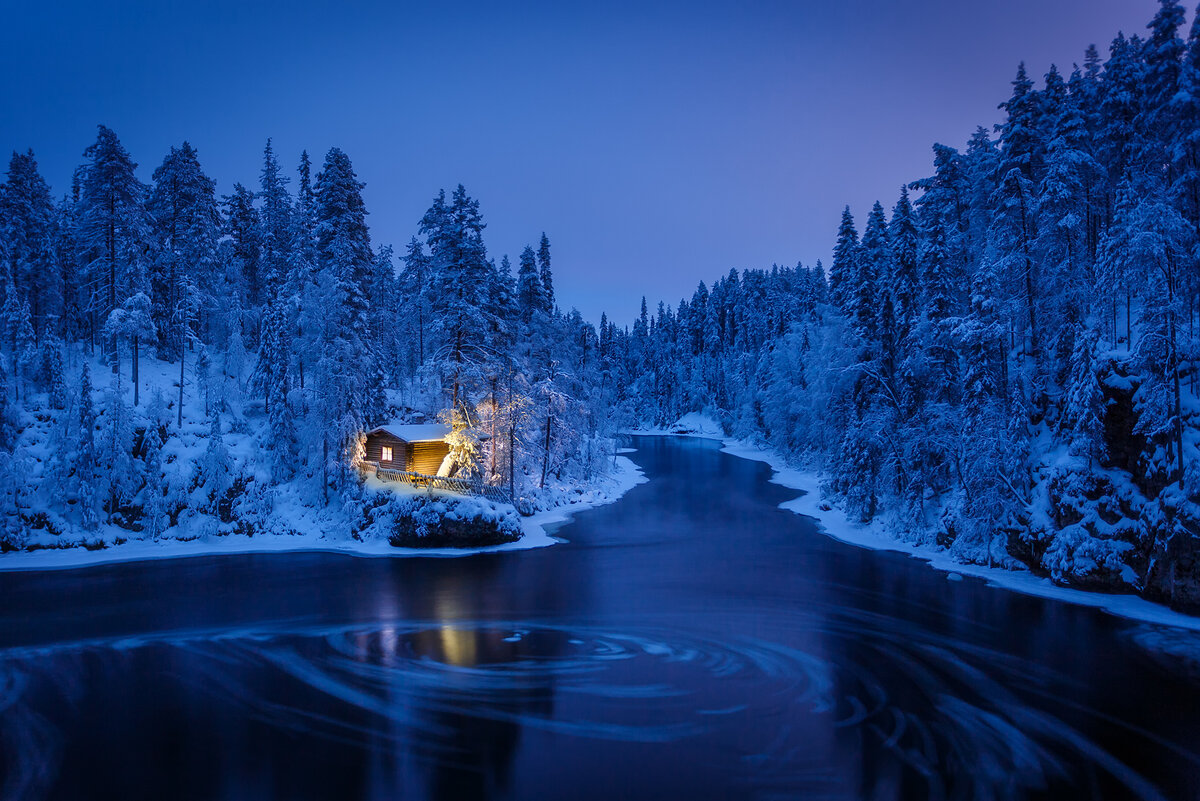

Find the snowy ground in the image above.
[
  {"left": 2, "top": 409, "right": 645, "bottom": 575},
  {"left": 636, "top": 415, "right": 1200, "bottom": 633}
]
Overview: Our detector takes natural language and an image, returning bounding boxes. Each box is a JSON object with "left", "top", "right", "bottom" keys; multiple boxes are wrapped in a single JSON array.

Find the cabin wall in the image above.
[
  {"left": 411, "top": 442, "right": 451, "bottom": 475},
  {"left": 365, "top": 433, "right": 450, "bottom": 475},
  {"left": 364, "top": 433, "right": 410, "bottom": 469}
]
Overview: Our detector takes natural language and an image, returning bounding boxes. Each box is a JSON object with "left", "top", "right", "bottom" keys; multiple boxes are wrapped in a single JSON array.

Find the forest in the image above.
[
  {"left": 1, "top": 1, "right": 1199, "bottom": 607},
  {"left": 600, "top": 1, "right": 1200, "bottom": 609}
]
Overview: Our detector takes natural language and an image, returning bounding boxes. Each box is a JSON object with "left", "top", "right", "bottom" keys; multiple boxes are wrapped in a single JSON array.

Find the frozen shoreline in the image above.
[
  {"left": 631, "top": 420, "right": 1200, "bottom": 633},
  {"left": 0, "top": 455, "right": 646, "bottom": 574}
]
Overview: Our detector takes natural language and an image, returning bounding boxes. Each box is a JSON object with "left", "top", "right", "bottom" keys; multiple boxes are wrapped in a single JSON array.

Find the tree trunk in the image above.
[
  {"left": 178, "top": 346, "right": 185, "bottom": 429},
  {"left": 133, "top": 336, "right": 140, "bottom": 406},
  {"left": 323, "top": 437, "right": 330, "bottom": 506},
  {"left": 489, "top": 377, "right": 497, "bottom": 481},
  {"left": 540, "top": 415, "right": 552, "bottom": 490},
  {"left": 1015, "top": 181, "right": 1038, "bottom": 361},
  {"left": 1126, "top": 292, "right": 1133, "bottom": 351},
  {"left": 1167, "top": 254, "right": 1184, "bottom": 486}
]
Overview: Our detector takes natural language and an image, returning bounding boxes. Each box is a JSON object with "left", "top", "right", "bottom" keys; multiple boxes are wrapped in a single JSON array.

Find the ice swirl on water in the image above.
[{"left": 1, "top": 612, "right": 1192, "bottom": 801}]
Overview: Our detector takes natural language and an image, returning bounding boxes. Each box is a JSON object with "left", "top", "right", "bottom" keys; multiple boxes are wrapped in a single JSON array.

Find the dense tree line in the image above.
[
  {"left": 2, "top": 1, "right": 1199, "bottom": 609},
  {"left": 0, "top": 131, "right": 610, "bottom": 545},
  {"left": 603, "top": 1, "right": 1200, "bottom": 607}
]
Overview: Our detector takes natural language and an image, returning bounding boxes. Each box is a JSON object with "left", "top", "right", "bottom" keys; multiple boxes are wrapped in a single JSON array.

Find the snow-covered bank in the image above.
[
  {"left": 637, "top": 416, "right": 1200, "bottom": 633},
  {"left": 0, "top": 455, "right": 645, "bottom": 573}
]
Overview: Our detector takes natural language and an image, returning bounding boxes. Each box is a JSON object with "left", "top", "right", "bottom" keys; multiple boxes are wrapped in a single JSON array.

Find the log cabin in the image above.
[{"left": 364, "top": 423, "right": 453, "bottom": 476}]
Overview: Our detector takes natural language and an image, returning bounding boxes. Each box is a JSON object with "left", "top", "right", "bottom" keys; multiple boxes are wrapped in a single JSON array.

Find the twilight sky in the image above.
[{"left": 0, "top": 0, "right": 1173, "bottom": 324}]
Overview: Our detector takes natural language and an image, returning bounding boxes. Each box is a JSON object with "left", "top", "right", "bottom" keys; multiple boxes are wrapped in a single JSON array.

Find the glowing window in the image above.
[{"left": 381, "top": 446, "right": 393, "bottom": 462}]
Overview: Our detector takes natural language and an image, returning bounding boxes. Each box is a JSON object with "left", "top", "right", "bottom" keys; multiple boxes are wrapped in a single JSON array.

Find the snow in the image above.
[
  {"left": 518, "top": 455, "right": 648, "bottom": 541},
  {"left": 0, "top": 455, "right": 646, "bottom": 572},
  {"left": 370, "top": 422, "right": 449, "bottom": 443},
  {"left": 628, "top": 412, "right": 725, "bottom": 440},
  {"left": 648, "top": 415, "right": 1200, "bottom": 634}
]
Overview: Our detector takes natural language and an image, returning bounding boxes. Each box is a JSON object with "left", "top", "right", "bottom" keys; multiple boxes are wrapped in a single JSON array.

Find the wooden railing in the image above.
[{"left": 373, "top": 466, "right": 513, "bottom": 504}]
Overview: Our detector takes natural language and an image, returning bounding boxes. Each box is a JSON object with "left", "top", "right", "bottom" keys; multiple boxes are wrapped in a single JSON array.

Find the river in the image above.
[{"left": 2, "top": 436, "right": 1199, "bottom": 800}]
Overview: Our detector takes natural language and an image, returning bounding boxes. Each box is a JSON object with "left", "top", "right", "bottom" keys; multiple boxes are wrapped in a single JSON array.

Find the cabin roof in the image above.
[{"left": 368, "top": 422, "right": 450, "bottom": 443}]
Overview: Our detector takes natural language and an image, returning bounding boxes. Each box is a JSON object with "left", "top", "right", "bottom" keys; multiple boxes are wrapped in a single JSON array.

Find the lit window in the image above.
[{"left": 381, "top": 446, "right": 393, "bottom": 462}]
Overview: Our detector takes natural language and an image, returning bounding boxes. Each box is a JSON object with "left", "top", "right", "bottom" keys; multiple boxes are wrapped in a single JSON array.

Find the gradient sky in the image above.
[{"left": 1, "top": 0, "right": 1175, "bottom": 324}]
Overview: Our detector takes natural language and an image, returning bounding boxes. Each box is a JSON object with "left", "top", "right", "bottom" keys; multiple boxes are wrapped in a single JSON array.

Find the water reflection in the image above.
[{"left": 1, "top": 437, "right": 1199, "bottom": 800}]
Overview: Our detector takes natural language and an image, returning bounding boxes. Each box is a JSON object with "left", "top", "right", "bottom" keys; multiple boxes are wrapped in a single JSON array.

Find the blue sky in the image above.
[{"left": 1, "top": 0, "right": 1172, "bottom": 324}]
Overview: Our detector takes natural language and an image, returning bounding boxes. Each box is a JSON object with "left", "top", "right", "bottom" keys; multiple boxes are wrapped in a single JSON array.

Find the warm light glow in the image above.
[
  {"left": 439, "top": 626, "right": 477, "bottom": 667},
  {"left": 381, "top": 446, "right": 393, "bottom": 462}
]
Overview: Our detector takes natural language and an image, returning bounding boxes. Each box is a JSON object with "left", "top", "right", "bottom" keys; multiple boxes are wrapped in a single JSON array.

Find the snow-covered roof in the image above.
[{"left": 369, "top": 423, "right": 450, "bottom": 443}]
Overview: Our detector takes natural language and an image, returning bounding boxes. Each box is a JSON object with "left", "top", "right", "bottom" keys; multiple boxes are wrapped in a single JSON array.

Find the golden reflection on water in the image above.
[{"left": 438, "top": 626, "right": 478, "bottom": 667}]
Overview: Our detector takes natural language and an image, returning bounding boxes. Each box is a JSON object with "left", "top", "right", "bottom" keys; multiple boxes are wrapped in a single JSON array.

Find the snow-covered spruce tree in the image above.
[
  {"left": 1061, "top": 323, "right": 1107, "bottom": 467},
  {"left": 0, "top": 365, "right": 16, "bottom": 453},
  {"left": 828, "top": 206, "right": 858, "bottom": 311},
  {"left": 259, "top": 138, "right": 292, "bottom": 307},
  {"left": 195, "top": 409, "right": 231, "bottom": 518},
  {"left": 284, "top": 150, "right": 320, "bottom": 395},
  {"left": 369, "top": 243, "right": 399, "bottom": 379},
  {"left": 101, "top": 292, "right": 155, "bottom": 406},
  {"left": 39, "top": 335, "right": 68, "bottom": 410},
  {"left": 310, "top": 147, "right": 383, "bottom": 494},
  {"left": 537, "top": 232, "right": 554, "bottom": 313},
  {"left": 2, "top": 150, "right": 60, "bottom": 337},
  {"left": 251, "top": 298, "right": 296, "bottom": 475},
  {"left": 14, "top": 299, "right": 36, "bottom": 397},
  {"left": 398, "top": 236, "right": 431, "bottom": 371},
  {"left": 517, "top": 244, "right": 543, "bottom": 324},
  {"left": 148, "top": 142, "right": 220, "bottom": 359},
  {"left": 73, "top": 364, "right": 101, "bottom": 531},
  {"left": 75, "top": 126, "right": 151, "bottom": 356},
  {"left": 100, "top": 370, "right": 137, "bottom": 523},
  {"left": 419, "top": 185, "right": 500, "bottom": 409},
  {"left": 140, "top": 412, "right": 167, "bottom": 540}
]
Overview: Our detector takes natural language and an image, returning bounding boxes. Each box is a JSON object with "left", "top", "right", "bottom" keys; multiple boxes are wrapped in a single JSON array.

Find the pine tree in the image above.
[
  {"left": 101, "top": 292, "right": 155, "bottom": 406},
  {"left": 1142, "top": 0, "right": 1187, "bottom": 147},
  {"left": 259, "top": 138, "right": 292, "bottom": 303},
  {"left": 148, "top": 142, "right": 220, "bottom": 358},
  {"left": 101, "top": 372, "right": 137, "bottom": 519},
  {"left": 39, "top": 335, "right": 67, "bottom": 410},
  {"left": 853, "top": 201, "right": 887, "bottom": 350},
  {"left": 223, "top": 183, "right": 263, "bottom": 307},
  {"left": 517, "top": 244, "right": 542, "bottom": 322},
  {"left": 197, "top": 409, "right": 231, "bottom": 514},
  {"left": 287, "top": 149, "right": 319, "bottom": 391},
  {"left": 74, "top": 364, "right": 100, "bottom": 530},
  {"left": 537, "top": 232, "right": 554, "bottom": 312},
  {"left": 890, "top": 187, "right": 920, "bottom": 344},
  {"left": 1061, "top": 323, "right": 1106, "bottom": 466},
  {"left": 829, "top": 206, "right": 859, "bottom": 310},
  {"left": 312, "top": 147, "right": 382, "bottom": 484},
  {"left": 1171, "top": 6, "right": 1200, "bottom": 239},
  {"left": 2, "top": 150, "right": 60, "bottom": 336},
  {"left": 14, "top": 300, "right": 36, "bottom": 393},
  {"left": 252, "top": 298, "right": 295, "bottom": 474},
  {"left": 998, "top": 63, "right": 1042, "bottom": 182},
  {"left": 0, "top": 365, "right": 15, "bottom": 451},
  {"left": 398, "top": 236, "right": 430, "bottom": 367},
  {"left": 419, "top": 184, "right": 498, "bottom": 408},
  {"left": 369, "top": 243, "right": 398, "bottom": 373},
  {"left": 76, "top": 125, "right": 151, "bottom": 354},
  {"left": 140, "top": 416, "right": 167, "bottom": 539}
]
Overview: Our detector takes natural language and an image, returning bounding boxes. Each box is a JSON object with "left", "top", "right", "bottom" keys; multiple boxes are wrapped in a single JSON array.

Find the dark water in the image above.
[{"left": 2, "top": 437, "right": 1200, "bottom": 801}]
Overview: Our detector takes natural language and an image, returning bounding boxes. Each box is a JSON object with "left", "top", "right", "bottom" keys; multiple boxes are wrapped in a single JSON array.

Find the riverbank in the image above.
[
  {"left": 0, "top": 455, "right": 646, "bottom": 573},
  {"left": 631, "top": 418, "right": 1200, "bottom": 632}
]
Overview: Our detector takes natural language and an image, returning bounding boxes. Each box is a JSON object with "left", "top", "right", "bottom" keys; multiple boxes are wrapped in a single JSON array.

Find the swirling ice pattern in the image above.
[{"left": 0, "top": 617, "right": 1189, "bottom": 801}]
